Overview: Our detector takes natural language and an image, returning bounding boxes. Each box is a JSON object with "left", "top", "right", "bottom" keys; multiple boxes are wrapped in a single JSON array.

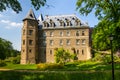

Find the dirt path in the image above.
[{"left": 0, "top": 68, "right": 12, "bottom": 71}]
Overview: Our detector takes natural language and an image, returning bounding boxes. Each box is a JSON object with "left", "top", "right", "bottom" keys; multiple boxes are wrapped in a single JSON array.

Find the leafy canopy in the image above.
[
  {"left": 76, "top": 0, "right": 120, "bottom": 21},
  {"left": 0, "top": 0, "right": 46, "bottom": 13},
  {"left": 76, "top": 0, "right": 120, "bottom": 51}
]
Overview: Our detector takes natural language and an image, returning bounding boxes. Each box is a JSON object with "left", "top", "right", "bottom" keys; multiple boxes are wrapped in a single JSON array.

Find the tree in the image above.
[
  {"left": 54, "top": 48, "right": 73, "bottom": 64},
  {"left": 76, "top": 0, "right": 120, "bottom": 51},
  {"left": 0, "top": 0, "right": 46, "bottom": 13},
  {"left": 76, "top": 0, "right": 120, "bottom": 21},
  {"left": 0, "top": 37, "right": 18, "bottom": 60}
]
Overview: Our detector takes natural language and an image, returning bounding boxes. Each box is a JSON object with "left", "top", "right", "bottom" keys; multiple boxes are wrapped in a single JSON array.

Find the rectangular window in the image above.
[
  {"left": 66, "top": 39, "right": 70, "bottom": 45},
  {"left": 23, "top": 49, "right": 25, "bottom": 52},
  {"left": 66, "top": 31, "right": 70, "bottom": 36},
  {"left": 76, "top": 31, "right": 80, "bottom": 36},
  {"left": 29, "top": 49, "right": 32, "bottom": 53},
  {"left": 50, "top": 50, "right": 52, "bottom": 55},
  {"left": 82, "top": 31, "right": 85, "bottom": 36},
  {"left": 29, "top": 40, "right": 33, "bottom": 45},
  {"left": 29, "top": 30, "right": 33, "bottom": 35},
  {"left": 50, "top": 31, "right": 53, "bottom": 37},
  {"left": 50, "top": 40, "right": 53, "bottom": 46},
  {"left": 60, "top": 31, "right": 63, "bottom": 36},
  {"left": 76, "top": 39, "right": 80, "bottom": 45},
  {"left": 23, "top": 29, "right": 25, "bottom": 35},
  {"left": 82, "top": 49, "right": 84, "bottom": 55},
  {"left": 77, "top": 50, "right": 79, "bottom": 54},
  {"left": 82, "top": 39, "right": 85, "bottom": 45},
  {"left": 60, "top": 39, "right": 63, "bottom": 46},
  {"left": 23, "top": 40, "right": 25, "bottom": 45}
]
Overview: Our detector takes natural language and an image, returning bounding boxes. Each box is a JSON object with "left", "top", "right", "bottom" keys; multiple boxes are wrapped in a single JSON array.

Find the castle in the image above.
[{"left": 20, "top": 9, "right": 91, "bottom": 64}]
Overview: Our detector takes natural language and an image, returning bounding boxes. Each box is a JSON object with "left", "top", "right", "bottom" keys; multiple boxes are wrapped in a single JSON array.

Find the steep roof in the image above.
[
  {"left": 23, "top": 9, "right": 37, "bottom": 21},
  {"left": 38, "top": 14, "right": 89, "bottom": 28},
  {"left": 38, "top": 14, "right": 44, "bottom": 21}
]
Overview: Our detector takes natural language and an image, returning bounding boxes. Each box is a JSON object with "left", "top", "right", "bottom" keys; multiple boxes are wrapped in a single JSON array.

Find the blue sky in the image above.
[{"left": 0, "top": 0, "right": 99, "bottom": 50}]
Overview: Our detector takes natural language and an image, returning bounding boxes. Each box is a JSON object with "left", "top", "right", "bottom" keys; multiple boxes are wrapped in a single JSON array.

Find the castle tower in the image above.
[{"left": 21, "top": 9, "right": 38, "bottom": 64}]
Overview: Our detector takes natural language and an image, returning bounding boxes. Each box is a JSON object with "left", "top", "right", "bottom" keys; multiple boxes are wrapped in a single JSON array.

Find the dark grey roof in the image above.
[
  {"left": 23, "top": 9, "right": 37, "bottom": 20},
  {"left": 38, "top": 14, "right": 89, "bottom": 28}
]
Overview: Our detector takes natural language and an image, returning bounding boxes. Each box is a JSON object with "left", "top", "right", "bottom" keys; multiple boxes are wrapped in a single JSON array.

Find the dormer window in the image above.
[
  {"left": 75, "top": 19, "right": 80, "bottom": 26},
  {"left": 30, "top": 14, "right": 33, "bottom": 18},
  {"left": 49, "top": 19, "right": 55, "bottom": 27},
  {"left": 66, "top": 19, "right": 71, "bottom": 26},
  {"left": 43, "top": 21, "right": 49, "bottom": 27},
  {"left": 66, "top": 21, "right": 69, "bottom": 26},
  {"left": 59, "top": 20, "right": 65, "bottom": 26}
]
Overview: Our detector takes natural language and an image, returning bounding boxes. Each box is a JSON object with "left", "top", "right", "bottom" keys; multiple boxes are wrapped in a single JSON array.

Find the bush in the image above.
[
  {"left": 0, "top": 60, "right": 6, "bottom": 67},
  {"left": 91, "top": 52, "right": 103, "bottom": 62},
  {"left": 4, "top": 55, "right": 20, "bottom": 64},
  {"left": 101, "top": 54, "right": 111, "bottom": 63},
  {"left": 37, "top": 63, "right": 64, "bottom": 70},
  {"left": 12, "top": 55, "right": 20, "bottom": 64}
]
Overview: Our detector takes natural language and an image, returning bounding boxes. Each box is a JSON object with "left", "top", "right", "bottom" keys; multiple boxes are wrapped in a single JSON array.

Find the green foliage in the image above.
[
  {"left": 92, "top": 20, "right": 110, "bottom": 51},
  {"left": 76, "top": 0, "right": 120, "bottom": 51},
  {"left": 31, "top": 0, "right": 46, "bottom": 10},
  {"left": 5, "top": 55, "right": 20, "bottom": 64},
  {"left": 0, "top": 60, "right": 6, "bottom": 67},
  {"left": 37, "top": 63, "right": 64, "bottom": 70},
  {"left": 0, "top": 38, "right": 13, "bottom": 60},
  {"left": 0, "top": 0, "right": 46, "bottom": 13},
  {"left": 92, "top": 51, "right": 120, "bottom": 64},
  {"left": 101, "top": 54, "right": 111, "bottom": 63},
  {"left": 92, "top": 20, "right": 120, "bottom": 51},
  {"left": 76, "top": 0, "right": 120, "bottom": 20},
  {"left": 2, "top": 64, "right": 36, "bottom": 70},
  {"left": 0, "top": 37, "right": 19, "bottom": 60},
  {"left": 54, "top": 48, "right": 74, "bottom": 64}
]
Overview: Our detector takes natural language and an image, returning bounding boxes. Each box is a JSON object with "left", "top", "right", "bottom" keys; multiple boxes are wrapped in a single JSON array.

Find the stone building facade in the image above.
[{"left": 20, "top": 9, "right": 91, "bottom": 64}]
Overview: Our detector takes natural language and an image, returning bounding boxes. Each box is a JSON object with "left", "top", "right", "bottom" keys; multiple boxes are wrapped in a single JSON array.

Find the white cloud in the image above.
[
  {"left": 1, "top": 20, "right": 10, "bottom": 24},
  {"left": 0, "top": 19, "right": 23, "bottom": 29}
]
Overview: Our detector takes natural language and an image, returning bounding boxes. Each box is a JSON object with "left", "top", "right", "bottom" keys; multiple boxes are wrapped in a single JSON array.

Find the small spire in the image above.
[
  {"left": 23, "top": 9, "right": 37, "bottom": 20},
  {"left": 38, "top": 14, "right": 44, "bottom": 21}
]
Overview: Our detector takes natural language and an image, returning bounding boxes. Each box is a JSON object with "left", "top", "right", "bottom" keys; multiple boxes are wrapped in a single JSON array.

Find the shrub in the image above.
[
  {"left": 101, "top": 54, "right": 111, "bottom": 63},
  {"left": 4, "top": 55, "right": 20, "bottom": 64},
  {"left": 12, "top": 55, "right": 20, "bottom": 64},
  {"left": 37, "top": 63, "right": 64, "bottom": 70},
  {"left": 91, "top": 52, "right": 103, "bottom": 62},
  {"left": 0, "top": 60, "right": 6, "bottom": 67}
]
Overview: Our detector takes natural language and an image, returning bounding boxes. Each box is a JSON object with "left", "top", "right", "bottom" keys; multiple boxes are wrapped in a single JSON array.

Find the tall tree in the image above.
[
  {"left": 76, "top": 0, "right": 120, "bottom": 51},
  {"left": 0, "top": 37, "right": 16, "bottom": 60},
  {"left": 0, "top": 0, "right": 46, "bottom": 13},
  {"left": 76, "top": 0, "right": 120, "bottom": 21}
]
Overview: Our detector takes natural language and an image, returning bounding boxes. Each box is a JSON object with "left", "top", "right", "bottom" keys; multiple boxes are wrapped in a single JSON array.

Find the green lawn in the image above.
[
  {"left": 0, "top": 63, "right": 37, "bottom": 70},
  {"left": 0, "top": 61, "right": 120, "bottom": 71},
  {"left": 0, "top": 61, "right": 120, "bottom": 80}
]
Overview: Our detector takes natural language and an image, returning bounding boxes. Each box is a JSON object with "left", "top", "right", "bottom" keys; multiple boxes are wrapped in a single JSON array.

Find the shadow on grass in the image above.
[{"left": 0, "top": 70, "right": 120, "bottom": 80}]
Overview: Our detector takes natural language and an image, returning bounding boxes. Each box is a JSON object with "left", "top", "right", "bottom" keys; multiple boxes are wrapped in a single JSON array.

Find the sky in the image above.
[{"left": 0, "top": 0, "right": 99, "bottom": 51}]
